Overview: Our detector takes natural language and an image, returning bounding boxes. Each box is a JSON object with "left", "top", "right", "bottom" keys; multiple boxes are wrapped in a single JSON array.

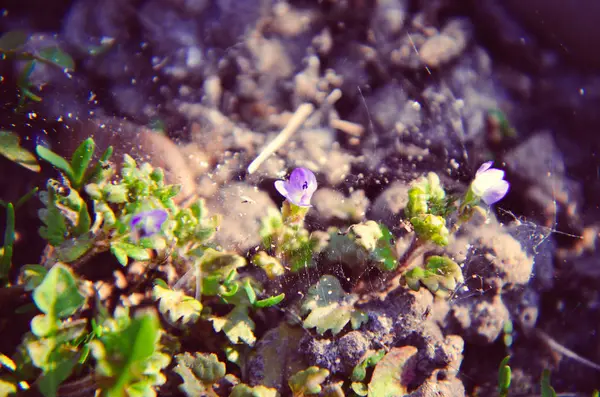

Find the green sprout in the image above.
[
  {"left": 498, "top": 356, "right": 511, "bottom": 397},
  {"left": 404, "top": 255, "right": 464, "bottom": 298}
]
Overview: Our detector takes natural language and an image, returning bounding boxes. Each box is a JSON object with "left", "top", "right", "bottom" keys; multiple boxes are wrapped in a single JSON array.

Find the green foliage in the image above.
[
  {"left": 405, "top": 172, "right": 451, "bottom": 246},
  {"left": 211, "top": 305, "right": 256, "bottom": 346},
  {"left": 90, "top": 310, "right": 170, "bottom": 397},
  {"left": 0, "top": 131, "right": 40, "bottom": 172},
  {"left": 540, "top": 369, "right": 557, "bottom": 397},
  {"left": 36, "top": 138, "right": 97, "bottom": 190},
  {"left": 351, "top": 350, "right": 386, "bottom": 382},
  {"left": 259, "top": 207, "right": 324, "bottom": 272},
  {"left": 344, "top": 221, "right": 398, "bottom": 271},
  {"left": 252, "top": 251, "right": 286, "bottom": 279},
  {"left": 288, "top": 366, "right": 329, "bottom": 397},
  {"left": 31, "top": 264, "right": 86, "bottom": 337},
  {"left": 367, "top": 346, "right": 417, "bottom": 397},
  {"left": 300, "top": 275, "right": 368, "bottom": 335},
  {"left": 498, "top": 356, "right": 511, "bottom": 397},
  {"left": 173, "top": 352, "right": 226, "bottom": 396},
  {"left": 20, "top": 264, "right": 87, "bottom": 397},
  {"left": 230, "top": 384, "right": 279, "bottom": 397},
  {"left": 404, "top": 255, "right": 464, "bottom": 298},
  {"left": 0, "top": 202, "right": 15, "bottom": 282},
  {"left": 152, "top": 280, "right": 202, "bottom": 327}
]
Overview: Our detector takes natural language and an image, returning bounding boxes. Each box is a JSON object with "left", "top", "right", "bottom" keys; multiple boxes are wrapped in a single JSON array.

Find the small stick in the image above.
[
  {"left": 330, "top": 119, "right": 365, "bottom": 137},
  {"left": 536, "top": 329, "right": 600, "bottom": 372},
  {"left": 247, "top": 103, "right": 314, "bottom": 174}
]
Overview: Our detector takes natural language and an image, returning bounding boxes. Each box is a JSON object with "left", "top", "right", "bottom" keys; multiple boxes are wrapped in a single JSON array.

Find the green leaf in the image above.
[
  {"left": 36, "top": 145, "right": 74, "bottom": 181},
  {"left": 540, "top": 369, "right": 557, "bottom": 397},
  {"left": 91, "top": 312, "right": 168, "bottom": 395},
  {"left": 288, "top": 366, "right": 329, "bottom": 396},
  {"left": 174, "top": 352, "right": 225, "bottom": 396},
  {"left": 252, "top": 251, "right": 285, "bottom": 279},
  {"left": 351, "top": 382, "right": 368, "bottom": 396},
  {"left": 0, "top": 353, "right": 16, "bottom": 371},
  {"left": 32, "top": 264, "right": 85, "bottom": 336},
  {"left": 0, "top": 30, "right": 28, "bottom": 51},
  {"left": 230, "top": 384, "right": 279, "bottom": 397},
  {"left": 404, "top": 256, "right": 464, "bottom": 298},
  {"left": 0, "top": 203, "right": 15, "bottom": 279},
  {"left": 0, "top": 376, "right": 17, "bottom": 396},
  {"left": 103, "top": 184, "right": 129, "bottom": 204},
  {"left": 410, "top": 213, "right": 449, "bottom": 246},
  {"left": 198, "top": 249, "right": 246, "bottom": 296},
  {"left": 211, "top": 306, "right": 256, "bottom": 346},
  {"left": 111, "top": 242, "right": 150, "bottom": 264},
  {"left": 254, "top": 293, "right": 285, "bottom": 309},
  {"left": 368, "top": 346, "right": 418, "bottom": 397},
  {"left": 498, "top": 356, "right": 511, "bottom": 396},
  {"left": 38, "top": 353, "right": 78, "bottom": 397},
  {"left": 38, "top": 47, "right": 75, "bottom": 71},
  {"left": 110, "top": 245, "right": 128, "bottom": 266},
  {"left": 152, "top": 283, "right": 202, "bottom": 326},
  {"left": 19, "top": 264, "right": 48, "bottom": 291},
  {"left": 0, "top": 131, "right": 40, "bottom": 172},
  {"left": 69, "top": 138, "right": 95, "bottom": 188},
  {"left": 351, "top": 350, "right": 386, "bottom": 382},
  {"left": 243, "top": 279, "right": 256, "bottom": 305},
  {"left": 300, "top": 275, "right": 367, "bottom": 335}
]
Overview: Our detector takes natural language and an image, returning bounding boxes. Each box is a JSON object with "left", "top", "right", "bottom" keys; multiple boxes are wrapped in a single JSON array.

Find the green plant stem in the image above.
[
  {"left": 397, "top": 237, "right": 430, "bottom": 272},
  {"left": 1, "top": 49, "right": 72, "bottom": 71}
]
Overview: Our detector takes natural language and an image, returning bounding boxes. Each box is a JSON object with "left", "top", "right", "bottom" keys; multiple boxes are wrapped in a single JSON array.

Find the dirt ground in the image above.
[{"left": 1, "top": 0, "right": 600, "bottom": 395}]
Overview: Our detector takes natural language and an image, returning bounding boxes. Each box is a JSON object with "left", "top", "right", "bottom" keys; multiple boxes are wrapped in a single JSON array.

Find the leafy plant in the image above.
[
  {"left": 0, "top": 131, "right": 40, "bottom": 172},
  {"left": 404, "top": 255, "right": 464, "bottom": 298},
  {"left": 90, "top": 309, "right": 170, "bottom": 397},
  {"left": 173, "top": 352, "right": 226, "bottom": 396},
  {"left": 367, "top": 346, "right": 418, "bottom": 397},
  {"left": 498, "top": 356, "right": 511, "bottom": 397},
  {"left": 300, "top": 275, "right": 368, "bottom": 335},
  {"left": 288, "top": 366, "right": 329, "bottom": 397}
]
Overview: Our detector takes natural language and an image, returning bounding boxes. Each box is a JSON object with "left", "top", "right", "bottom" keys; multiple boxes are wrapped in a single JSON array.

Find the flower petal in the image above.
[
  {"left": 274, "top": 180, "right": 289, "bottom": 198},
  {"left": 481, "top": 180, "right": 509, "bottom": 205},
  {"left": 476, "top": 161, "right": 493, "bottom": 175}
]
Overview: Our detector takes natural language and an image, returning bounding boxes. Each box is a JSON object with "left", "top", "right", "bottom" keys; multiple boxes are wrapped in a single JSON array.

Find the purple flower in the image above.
[
  {"left": 471, "top": 161, "right": 509, "bottom": 205},
  {"left": 130, "top": 209, "right": 168, "bottom": 241},
  {"left": 275, "top": 168, "right": 317, "bottom": 207}
]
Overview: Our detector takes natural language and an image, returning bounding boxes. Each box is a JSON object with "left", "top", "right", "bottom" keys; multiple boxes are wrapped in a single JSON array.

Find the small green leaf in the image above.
[
  {"left": 254, "top": 293, "right": 285, "bottom": 309},
  {"left": 110, "top": 245, "right": 128, "bottom": 266},
  {"left": 352, "top": 350, "right": 385, "bottom": 382},
  {"left": 152, "top": 283, "right": 202, "bottom": 326},
  {"left": 301, "top": 275, "right": 367, "bottom": 335},
  {"left": 243, "top": 279, "right": 256, "bottom": 305},
  {"left": 498, "top": 356, "right": 511, "bottom": 396},
  {"left": 38, "top": 47, "right": 75, "bottom": 71},
  {"left": 174, "top": 352, "right": 225, "bottom": 396},
  {"left": 0, "top": 203, "right": 15, "bottom": 279},
  {"left": 0, "top": 30, "right": 28, "bottom": 51},
  {"left": 540, "top": 369, "right": 557, "bottom": 397},
  {"left": 288, "top": 366, "right": 329, "bottom": 396},
  {"left": 33, "top": 263, "right": 85, "bottom": 322},
  {"left": 0, "top": 131, "right": 40, "bottom": 172},
  {"left": 36, "top": 145, "right": 74, "bottom": 181},
  {"left": 111, "top": 242, "right": 150, "bottom": 263},
  {"left": 91, "top": 312, "right": 168, "bottom": 395},
  {"left": 351, "top": 382, "right": 368, "bottom": 396},
  {"left": 19, "top": 264, "right": 48, "bottom": 291},
  {"left": 211, "top": 306, "right": 256, "bottom": 346},
  {"left": 230, "top": 384, "right": 278, "bottom": 397},
  {"left": 252, "top": 251, "right": 285, "bottom": 279},
  {"left": 103, "top": 184, "right": 128, "bottom": 203},
  {"left": 368, "top": 346, "right": 418, "bottom": 397},
  {"left": 0, "top": 353, "right": 16, "bottom": 371},
  {"left": 69, "top": 138, "right": 95, "bottom": 188}
]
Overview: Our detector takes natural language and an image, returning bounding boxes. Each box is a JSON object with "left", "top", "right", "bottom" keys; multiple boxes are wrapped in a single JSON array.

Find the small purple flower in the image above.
[
  {"left": 471, "top": 161, "right": 509, "bottom": 205},
  {"left": 130, "top": 209, "right": 168, "bottom": 241},
  {"left": 275, "top": 168, "right": 317, "bottom": 207}
]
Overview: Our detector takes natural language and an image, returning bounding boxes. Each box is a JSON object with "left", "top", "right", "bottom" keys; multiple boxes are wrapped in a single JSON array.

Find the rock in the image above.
[
  {"left": 450, "top": 294, "right": 509, "bottom": 344},
  {"left": 207, "top": 183, "right": 277, "bottom": 252},
  {"left": 419, "top": 19, "right": 471, "bottom": 68},
  {"left": 369, "top": 181, "right": 410, "bottom": 227},
  {"left": 449, "top": 221, "right": 534, "bottom": 289},
  {"left": 312, "top": 188, "right": 369, "bottom": 223},
  {"left": 504, "top": 131, "right": 582, "bottom": 227}
]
